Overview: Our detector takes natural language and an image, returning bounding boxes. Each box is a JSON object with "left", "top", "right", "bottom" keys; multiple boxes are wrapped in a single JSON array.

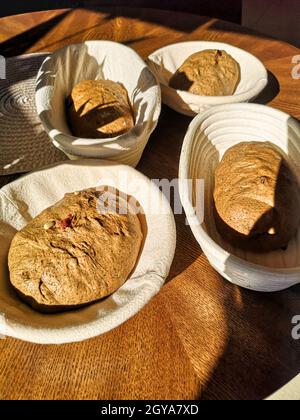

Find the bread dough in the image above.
[
  {"left": 213, "top": 142, "right": 300, "bottom": 252},
  {"left": 66, "top": 79, "right": 135, "bottom": 138},
  {"left": 169, "top": 49, "right": 240, "bottom": 96},
  {"left": 8, "top": 188, "right": 143, "bottom": 312}
]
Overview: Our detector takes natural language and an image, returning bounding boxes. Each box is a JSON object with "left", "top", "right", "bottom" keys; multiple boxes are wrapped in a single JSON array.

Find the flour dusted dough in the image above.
[
  {"left": 169, "top": 49, "right": 240, "bottom": 96},
  {"left": 8, "top": 188, "right": 143, "bottom": 312}
]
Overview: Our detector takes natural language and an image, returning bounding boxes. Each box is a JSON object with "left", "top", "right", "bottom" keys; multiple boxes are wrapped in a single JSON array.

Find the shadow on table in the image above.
[
  {"left": 32, "top": 24, "right": 151, "bottom": 53},
  {"left": 92, "top": 6, "right": 213, "bottom": 34},
  {"left": 0, "top": 10, "right": 71, "bottom": 56},
  {"left": 1, "top": 4, "right": 294, "bottom": 60},
  {"left": 197, "top": 282, "right": 300, "bottom": 400},
  {"left": 0, "top": 7, "right": 152, "bottom": 56},
  {"left": 197, "top": 117, "right": 300, "bottom": 400},
  {"left": 0, "top": 7, "right": 215, "bottom": 58},
  {"left": 254, "top": 70, "right": 280, "bottom": 105},
  {"left": 137, "top": 105, "right": 203, "bottom": 281}
]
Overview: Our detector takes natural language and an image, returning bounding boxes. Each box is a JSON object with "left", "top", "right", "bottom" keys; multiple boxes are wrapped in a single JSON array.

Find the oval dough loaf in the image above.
[
  {"left": 8, "top": 188, "right": 143, "bottom": 312},
  {"left": 169, "top": 49, "right": 240, "bottom": 96},
  {"left": 213, "top": 142, "right": 300, "bottom": 252},
  {"left": 66, "top": 79, "right": 135, "bottom": 138}
]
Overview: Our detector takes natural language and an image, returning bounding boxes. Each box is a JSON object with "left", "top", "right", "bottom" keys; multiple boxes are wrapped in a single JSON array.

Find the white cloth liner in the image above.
[
  {"left": 179, "top": 103, "right": 300, "bottom": 292},
  {"left": 0, "top": 159, "right": 176, "bottom": 344},
  {"left": 266, "top": 374, "right": 300, "bottom": 400},
  {"left": 147, "top": 41, "right": 268, "bottom": 116},
  {"left": 36, "top": 41, "right": 161, "bottom": 165}
]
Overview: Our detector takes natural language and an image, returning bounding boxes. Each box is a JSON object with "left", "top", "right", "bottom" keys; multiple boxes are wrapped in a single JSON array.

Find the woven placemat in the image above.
[{"left": 0, "top": 53, "right": 67, "bottom": 176}]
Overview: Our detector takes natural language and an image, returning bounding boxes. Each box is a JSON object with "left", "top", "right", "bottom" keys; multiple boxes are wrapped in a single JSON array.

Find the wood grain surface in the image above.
[{"left": 0, "top": 7, "right": 300, "bottom": 400}]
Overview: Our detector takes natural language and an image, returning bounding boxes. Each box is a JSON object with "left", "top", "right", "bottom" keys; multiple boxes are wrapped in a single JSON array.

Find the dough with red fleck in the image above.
[{"left": 8, "top": 188, "right": 143, "bottom": 312}]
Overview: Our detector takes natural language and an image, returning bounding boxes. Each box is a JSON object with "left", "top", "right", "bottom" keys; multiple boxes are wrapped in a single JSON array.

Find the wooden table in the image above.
[{"left": 0, "top": 7, "right": 300, "bottom": 400}]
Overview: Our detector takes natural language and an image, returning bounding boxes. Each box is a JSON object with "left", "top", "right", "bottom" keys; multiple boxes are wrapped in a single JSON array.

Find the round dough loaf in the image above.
[
  {"left": 213, "top": 142, "right": 300, "bottom": 252},
  {"left": 66, "top": 79, "right": 135, "bottom": 138},
  {"left": 8, "top": 188, "right": 143, "bottom": 312},
  {"left": 169, "top": 49, "right": 240, "bottom": 96}
]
